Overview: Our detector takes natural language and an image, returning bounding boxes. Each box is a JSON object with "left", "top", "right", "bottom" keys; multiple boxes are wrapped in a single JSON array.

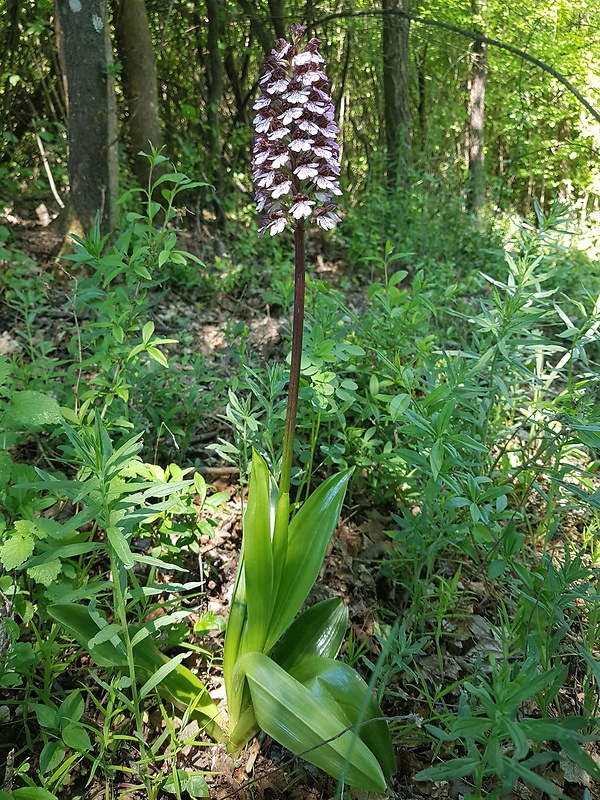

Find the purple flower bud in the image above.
[{"left": 252, "top": 25, "right": 341, "bottom": 236}]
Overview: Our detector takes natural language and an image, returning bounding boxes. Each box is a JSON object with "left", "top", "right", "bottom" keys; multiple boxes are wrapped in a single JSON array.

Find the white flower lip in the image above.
[
  {"left": 293, "top": 163, "right": 319, "bottom": 179},
  {"left": 284, "top": 89, "right": 310, "bottom": 103},
  {"left": 271, "top": 180, "right": 292, "bottom": 198},
  {"left": 268, "top": 126, "right": 291, "bottom": 141},
  {"left": 271, "top": 152, "right": 291, "bottom": 168},
  {"left": 267, "top": 79, "right": 289, "bottom": 94},
  {"left": 278, "top": 107, "right": 303, "bottom": 124},
  {"left": 289, "top": 139, "right": 313, "bottom": 152},
  {"left": 291, "top": 51, "right": 313, "bottom": 66},
  {"left": 290, "top": 199, "right": 315, "bottom": 219}
]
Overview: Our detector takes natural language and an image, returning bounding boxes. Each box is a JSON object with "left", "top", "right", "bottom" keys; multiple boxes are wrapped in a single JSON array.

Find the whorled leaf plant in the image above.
[{"left": 221, "top": 24, "right": 395, "bottom": 792}]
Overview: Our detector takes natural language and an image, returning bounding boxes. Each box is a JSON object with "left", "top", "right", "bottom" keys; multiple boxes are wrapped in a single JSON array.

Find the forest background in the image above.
[
  {"left": 1, "top": 0, "right": 600, "bottom": 799},
  {"left": 3, "top": 0, "right": 600, "bottom": 239}
]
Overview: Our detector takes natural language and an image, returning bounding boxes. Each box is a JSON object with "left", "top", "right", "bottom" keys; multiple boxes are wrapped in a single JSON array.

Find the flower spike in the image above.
[{"left": 252, "top": 25, "right": 341, "bottom": 235}]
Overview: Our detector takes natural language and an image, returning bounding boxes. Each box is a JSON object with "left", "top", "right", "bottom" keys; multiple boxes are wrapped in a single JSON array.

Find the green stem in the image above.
[
  {"left": 279, "top": 221, "right": 306, "bottom": 498},
  {"left": 109, "top": 549, "right": 152, "bottom": 788},
  {"left": 481, "top": 347, "right": 499, "bottom": 448}
]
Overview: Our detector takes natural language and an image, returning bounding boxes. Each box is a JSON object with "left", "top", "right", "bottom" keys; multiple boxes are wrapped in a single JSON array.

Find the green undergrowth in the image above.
[{"left": 1, "top": 163, "right": 600, "bottom": 798}]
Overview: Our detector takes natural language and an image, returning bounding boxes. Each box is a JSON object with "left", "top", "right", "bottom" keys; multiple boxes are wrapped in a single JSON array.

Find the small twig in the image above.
[
  {"left": 197, "top": 465, "right": 240, "bottom": 475},
  {"left": 34, "top": 128, "right": 65, "bottom": 209},
  {"left": 153, "top": 420, "right": 180, "bottom": 463}
]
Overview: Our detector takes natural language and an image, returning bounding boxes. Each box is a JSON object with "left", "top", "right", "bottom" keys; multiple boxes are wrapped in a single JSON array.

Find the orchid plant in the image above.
[
  {"left": 45, "top": 24, "right": 395, "bottom": 794},
  {"left": 220, "top": 25, "right": 395, "bottom": 792}
]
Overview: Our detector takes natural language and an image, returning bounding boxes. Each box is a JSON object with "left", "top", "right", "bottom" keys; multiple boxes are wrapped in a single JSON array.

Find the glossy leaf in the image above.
[
  {"left": 265, "top": 469, "right": 351, "bottom": 650},
  {"left": 223, "top": 558, "right": 247, "bottom": 713},
  {"left": 242, "top": 451, "right": 276, "bottom": 654},
  {"left": 235, "top": 652, "right": 387, "bottom": 792},
  {"left": 271, "top": 488, "right": 290, "bottom": 595},
  {"left": 271, "top": 598, "right": 348, "bottom": 671},
  {"left": 289, "top": 656, "right": 396, "bottom": 780}
]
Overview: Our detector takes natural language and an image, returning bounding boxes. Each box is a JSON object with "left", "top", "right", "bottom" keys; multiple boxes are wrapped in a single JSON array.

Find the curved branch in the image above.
[{"left": 313, "top": 8, "right": 600, "bottom": 124}]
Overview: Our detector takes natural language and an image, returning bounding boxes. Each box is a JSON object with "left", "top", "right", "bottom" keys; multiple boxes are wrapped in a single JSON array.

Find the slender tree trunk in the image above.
[
  {"left": 557, "top": 117, "right": 571, "bottom": 202},
  {"left": 267, "top": 0, "right": 286, "bottom": 39},
  {"left": 382, "top": 0, "right": 411, "bottom": 190},
  {"left": 113, "top": 0, "right": 164, "bottom": 190},
  {"left": 206, "top": 0, "right": 225, "bottom": 229},
  {"left": 466, "top": 0, "right": 487, "bottom": 215},
  {"left": 55, "top": 0, "right": 118, "bottom": 236},
  {"left": 304, "top": 0, "right": 314, "bottom": 37},
  {"left": 416, "top": 40, "right": 428, "bottom": 147},
  {"left": 236, "top": 0, "right": 273, "bottom": 54}
]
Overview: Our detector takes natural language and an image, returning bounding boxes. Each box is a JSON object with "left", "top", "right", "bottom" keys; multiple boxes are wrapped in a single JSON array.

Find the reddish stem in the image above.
[{"left": 279, "top": 221, "right": 306, "bottom": 495}]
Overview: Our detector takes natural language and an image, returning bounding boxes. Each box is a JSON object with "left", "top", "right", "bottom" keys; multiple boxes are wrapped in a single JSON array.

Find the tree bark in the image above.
[
  {"left": 113, "top": 0, "right": 164, "bottom": 190},
  {"left": 55, "top": 0, "right": 118, "bottom": 236},
  {"left": 382, "top": 0, "right": 411, "bottom": 190},
  {"left": 267, "top": 0, "right": 286, "bottom": 40},
  {"left": 205, "top": 0, "right": 225, "bottom": 229},
  {"left": 466, "top": 0, "right": 487, "bottom": 214},
  {"left": 416, "top": 40, "right": 428, "bottom": 146}
]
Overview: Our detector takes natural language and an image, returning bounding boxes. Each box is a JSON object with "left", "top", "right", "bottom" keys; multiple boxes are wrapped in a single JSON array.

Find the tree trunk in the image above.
[
  {"left": 267, "top": 0, "right": 286, "bottom": 40},
  {"left": 55, "top": 0, "right": 118, "bottom": 236},
  {"left": 557, "top": 117, "right": 572, "bottom": 202},
  {"left": 466, "top": 0, "right": 487, "bottom": 215},
  {"left": 205, "top": 0, "right": 225, "bottom": 229},
  {"left": 113, "top": 0, "right": 164, "bottom": 190},
  {"left": 236, "top": 0, "right": 273, "bottom": 55},
  {"left": 304, "top": 0, "right": 314, "bottom": 38},
  {"left": 416, "top": 40, "right": 428, "bottom": 146},
  {"left": 382, "top": 0, "right": 411, "bottom": 190}
]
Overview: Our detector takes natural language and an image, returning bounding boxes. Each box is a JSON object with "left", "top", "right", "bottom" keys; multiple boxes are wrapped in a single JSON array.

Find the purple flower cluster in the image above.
[{"left": 253, "top": 24, "right": 342, "bottom": 236}]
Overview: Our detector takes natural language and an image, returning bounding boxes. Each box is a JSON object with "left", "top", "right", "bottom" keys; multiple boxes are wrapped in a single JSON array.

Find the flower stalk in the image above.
[
  {"left": 279, "top": 222, "right": 305, "bottom": 496},
  {"left": 252, "top": 23, "right": 341, "bottom": 493}
]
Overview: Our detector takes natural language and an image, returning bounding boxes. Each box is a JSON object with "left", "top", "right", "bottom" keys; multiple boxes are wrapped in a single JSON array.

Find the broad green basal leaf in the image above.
[
  {"left": 271, "top": 598, "right": 348, "bottom": 671},
  {"left": 243, "top": 450, "right": 276, "bottom": 654},
  {"left": 265, "top": 470, "right": 351, "bottom": 651},
  {"left": 235, "top": 652, "right": 387, "bottom": 792},
  {"left": 289, "top": 656, "right": 396, "bottom": 780}
]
